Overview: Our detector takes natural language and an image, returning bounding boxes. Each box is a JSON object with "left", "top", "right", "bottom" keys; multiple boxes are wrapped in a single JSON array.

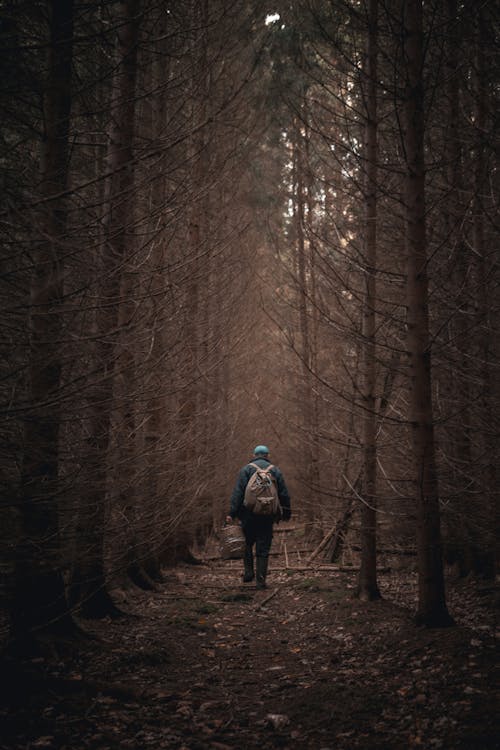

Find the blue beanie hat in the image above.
[{"left": 254, "top": 444, "right": 270, "bottom": 456}]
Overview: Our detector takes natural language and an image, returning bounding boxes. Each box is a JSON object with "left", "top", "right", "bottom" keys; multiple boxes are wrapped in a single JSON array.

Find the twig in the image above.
[{"left": 255, "top": 589, "right": 279, "bottom": 610}]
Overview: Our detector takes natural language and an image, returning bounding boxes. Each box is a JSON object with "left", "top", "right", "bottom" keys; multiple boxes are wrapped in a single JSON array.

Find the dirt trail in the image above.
[{"left": 1, "top": 545, "right": 498, "bottom": 749}]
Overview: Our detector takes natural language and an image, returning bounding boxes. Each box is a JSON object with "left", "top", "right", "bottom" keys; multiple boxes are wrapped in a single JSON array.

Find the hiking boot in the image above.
[
  {"left": 243, "top": 546, "right": 254, "bottom": 583},
  {"left": 256, "top": 556, "right": 268, "bottom": 589}
]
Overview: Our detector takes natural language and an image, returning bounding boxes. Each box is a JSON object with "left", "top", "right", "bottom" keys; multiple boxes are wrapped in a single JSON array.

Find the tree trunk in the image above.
[
  {"left": 305, "top": 124, "right": 322, "bottom": 527},
  {"left": 294, "top": 125, "right": 316, "bottom": 534},
  {"left": 69, "top": 0, "right": 139, "bottom": 616},
  {"left": 441, "top": 0, "right": 474, "bottom": 577},
  {"left": 140, "top": 64, "right": 168, "bottom": 585},
  {"left": 14, "top": 0, "right": 75, "bottom": 642},
  {"left": 172, "top": 0, "right": 208, "bottom": 560},
  {"left": 472, "top": 9, "right": 497, "bottom": 579},
  {"left": 403, "top": 0, "right": 453, "bottom": 627},
  {"left": 357, "top": 0, "right": 381, "bottom": 602}
]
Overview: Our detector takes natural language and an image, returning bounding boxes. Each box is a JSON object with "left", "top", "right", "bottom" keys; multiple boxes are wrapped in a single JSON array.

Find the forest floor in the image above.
[{"left": 1, "top": 540, "right": 499, "bottom": 750}]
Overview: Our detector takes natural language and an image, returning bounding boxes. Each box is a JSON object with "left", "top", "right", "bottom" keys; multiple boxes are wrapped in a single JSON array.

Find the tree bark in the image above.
[
  {"left": 294, "top": 123, "right": 316, "bottom": 535},
  {"left": 171, "top": 0, "right": 208, "bottom": 561},
  {"left": 69, "top": 0, "right": 139, "bottom": 616},
  {"left": 357, "top": 0, "right": 381, "bottom": 602},
  {"left": 403, "top": 0, "right": 453, "bottom": 627},
  {"left": 14, "top": 0, "right": 75, "bottom": 642},
  {"left": 441, "top": 0, "right": 475, "bottom": 577},
  {"left": 471, "top": 9, "right": 497, "bottom": 579},
  {"left": 305, "top": 123, "right": 322, "bottom": 528}
]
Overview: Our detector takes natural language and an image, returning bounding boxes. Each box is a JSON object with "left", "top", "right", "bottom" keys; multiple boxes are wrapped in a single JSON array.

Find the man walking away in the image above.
[{"left": 226, "top": 445, "right": 291, "bottom": 589}]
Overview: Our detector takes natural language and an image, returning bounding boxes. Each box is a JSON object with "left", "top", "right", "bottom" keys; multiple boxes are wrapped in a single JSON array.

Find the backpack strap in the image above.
[{"left": 249, "top": 462, "right": 274, "bottom": 474}]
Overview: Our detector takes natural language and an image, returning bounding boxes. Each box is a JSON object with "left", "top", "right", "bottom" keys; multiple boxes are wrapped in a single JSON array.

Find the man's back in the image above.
[
  {"left": 230, "top": 454, "right": 291, "bottom": 521},
  {"left": 227, "top": 445, "right": 291, "bottom": 589}
]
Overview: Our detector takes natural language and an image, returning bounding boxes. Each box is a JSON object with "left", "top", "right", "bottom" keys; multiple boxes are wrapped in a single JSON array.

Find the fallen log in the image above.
[
  {"left": 203, "top": 547, "right": 315, "bottom": 561},
  {"left": 274, "top": 525, "right": 306, "bottom": 533},
  {"left": 269, "top": 564, "right": 392, "bottom": 573},
  {"left": 351, "top": 545, "right": 416, "bottom": 556}
]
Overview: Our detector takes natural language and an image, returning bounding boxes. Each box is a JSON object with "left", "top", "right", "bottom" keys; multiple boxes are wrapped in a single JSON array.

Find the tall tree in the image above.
[
  {"left": 69, "top": 0, "right": 140, "bottom": 616},
  {"left": 402, "top": 0, "right": 453, "bottom": 627},
  {"left": 357, "top": 0, "right": 381, "bottom": 601},
  {"left": 14, "top": 0, "right": 75, "bottom": 642},
  {"left": 471, "top": 5, "right": 497, "bottom": 579}
]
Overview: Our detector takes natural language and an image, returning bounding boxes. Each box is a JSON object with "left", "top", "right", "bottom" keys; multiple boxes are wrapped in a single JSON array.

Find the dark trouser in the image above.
[
  {"left": 242, "top": 516, "right": 273, "bottom": 587},
  {"left": 242, "top": 516, "right": 273, "bottom": 558}
]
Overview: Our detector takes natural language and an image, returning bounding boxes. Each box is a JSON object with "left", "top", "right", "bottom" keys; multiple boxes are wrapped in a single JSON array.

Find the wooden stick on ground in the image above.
[
  {"left": 256, "top": 588, "right": 279, "bottom": 610},
  {"left": 268, "top": 564, "right": 392, "bottom": 573},
  {"left": 307, "top": 526, "right": 337, "bottom": 563}
]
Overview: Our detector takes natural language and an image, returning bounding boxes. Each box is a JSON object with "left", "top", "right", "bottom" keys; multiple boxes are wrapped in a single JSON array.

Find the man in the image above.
[{"left": 226, "top": 445, "right": 291, "bottom": 589}]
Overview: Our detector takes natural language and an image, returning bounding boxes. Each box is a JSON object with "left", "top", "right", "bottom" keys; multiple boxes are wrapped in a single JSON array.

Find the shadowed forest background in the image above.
[{"left": 0, "top": 0, "right": 498, "bottom": 747}]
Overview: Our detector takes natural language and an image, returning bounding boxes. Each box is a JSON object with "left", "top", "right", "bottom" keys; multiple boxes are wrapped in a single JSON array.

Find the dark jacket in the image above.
[{"left": 229, "top": 457, "right": 291, "bottom": 522}]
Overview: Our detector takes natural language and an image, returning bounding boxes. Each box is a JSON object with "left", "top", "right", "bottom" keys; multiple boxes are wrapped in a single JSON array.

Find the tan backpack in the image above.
[{"left": 243, "top": 463, "right": 281, "bottom": 518}]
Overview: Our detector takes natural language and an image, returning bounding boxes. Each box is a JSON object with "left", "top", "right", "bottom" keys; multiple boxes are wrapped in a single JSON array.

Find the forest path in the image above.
[
  {"left": 2, "top": 556, "right": 498, "bottom": 750},
  {"left": 4, "top": 561, "right": 497, "bottom": 750}
]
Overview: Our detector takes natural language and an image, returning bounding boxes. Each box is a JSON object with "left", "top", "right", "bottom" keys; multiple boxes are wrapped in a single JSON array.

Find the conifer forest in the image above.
[{"left": 0, "top": 1, "right": 498, "bottom": 748}]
